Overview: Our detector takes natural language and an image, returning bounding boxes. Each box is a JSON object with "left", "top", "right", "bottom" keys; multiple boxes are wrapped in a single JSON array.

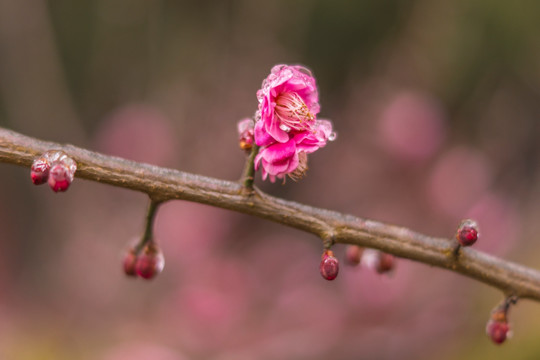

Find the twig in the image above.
[
  {"left": 137, "top": 199, "right": 161, "bottom": 250},
  {"left": 240, "top": 144, "right": 259, "bottom": 189},
  {"left": 1, "top": 127, "right": 540, "bottom": 301}
]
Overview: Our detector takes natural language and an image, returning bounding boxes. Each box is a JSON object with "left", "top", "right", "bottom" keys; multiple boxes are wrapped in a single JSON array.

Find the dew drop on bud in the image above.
[
  {"left": 135, "top": 242, "right": 165, "bottom": 280},
  {"left": 456, "top": 219, "right": 479, "bottom": 247},
  {"left": 320, "top": 250, "right": 339, "bottom": 280}
]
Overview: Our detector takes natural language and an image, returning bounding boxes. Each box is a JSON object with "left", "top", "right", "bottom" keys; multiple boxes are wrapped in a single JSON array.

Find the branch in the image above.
[{"left": 1, "top": 126, "right": 540, "bottom": 301}]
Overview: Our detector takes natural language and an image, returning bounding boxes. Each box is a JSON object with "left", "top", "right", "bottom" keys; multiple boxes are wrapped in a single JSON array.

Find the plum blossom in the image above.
[
  {"left": 252, "top": 64, "right": 335, "bottom": 182},
  {"left": 256, "top": 65, "right": 320, "bottom": 144}
]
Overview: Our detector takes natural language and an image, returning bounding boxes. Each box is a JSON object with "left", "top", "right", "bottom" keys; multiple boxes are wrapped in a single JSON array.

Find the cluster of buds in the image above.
[
  {"left": 31, "top": 150, "right": 77, "bottom": 192},
  {"left": 344, "top": 245, "right": 396, "bottom": 274},
  {"left": 123, "top": 241, "right": 165, "bottom": 280},
  {"left": 486, "top": 297, "right": 515, "bottom": 345},
  {"left": 319, "top": 245, "right": 396, "bottom": 282}
]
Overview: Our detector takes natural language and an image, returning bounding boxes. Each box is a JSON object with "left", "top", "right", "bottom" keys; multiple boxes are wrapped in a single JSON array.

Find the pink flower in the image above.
[
  {"left": 255, "top": 65, "right": 321, "bottom": 145},
  {"left": 254, "top": 120, "right": 333, "bottom": 182},
  {"left": 253, "top": 65, "right": 335, "bottom": 182},
  {"left": 255, "top": 138, "right": 299, "bottom": 182}
]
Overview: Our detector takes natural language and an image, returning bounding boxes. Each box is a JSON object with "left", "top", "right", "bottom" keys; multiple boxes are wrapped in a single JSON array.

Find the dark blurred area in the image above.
[{"left": 0, "top": 0, "right": 539, "bottom": 359}]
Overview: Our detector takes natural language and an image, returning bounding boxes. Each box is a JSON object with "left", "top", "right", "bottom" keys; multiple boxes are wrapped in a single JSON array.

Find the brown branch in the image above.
[{"left": 1, "top": 126, "right": 540, "bottom": 301}]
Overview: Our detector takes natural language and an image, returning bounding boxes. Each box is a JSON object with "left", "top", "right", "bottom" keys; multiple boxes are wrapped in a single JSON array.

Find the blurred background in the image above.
[{"left": 0, "top": 0, "right": 539, "bottom": 359}]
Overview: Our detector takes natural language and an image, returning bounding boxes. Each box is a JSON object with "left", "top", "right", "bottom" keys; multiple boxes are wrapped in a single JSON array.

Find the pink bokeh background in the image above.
[{"left": 0, "top": 1, "right": 539, "bottom": 359}]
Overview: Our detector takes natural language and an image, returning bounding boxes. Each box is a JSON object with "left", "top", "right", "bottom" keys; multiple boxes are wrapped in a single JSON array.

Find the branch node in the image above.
[
  {"left": 452, "top": 243, "right": 462, "bottom": 259},
  {"left": 322, "top": 234, "right": 336, "bottom": 250}
]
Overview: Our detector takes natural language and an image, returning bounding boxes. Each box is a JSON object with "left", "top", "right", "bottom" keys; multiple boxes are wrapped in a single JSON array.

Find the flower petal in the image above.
[
  {"left": 254, "top": 121, "right": 273, "bottom": 146},
  {"left": 259, "top": 139, "right": 297, "bottom": 164}
]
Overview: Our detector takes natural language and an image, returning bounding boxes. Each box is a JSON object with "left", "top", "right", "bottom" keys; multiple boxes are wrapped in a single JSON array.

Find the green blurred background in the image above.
[{"left": 0, "top": 0, "right": 539, "bottom": 359}]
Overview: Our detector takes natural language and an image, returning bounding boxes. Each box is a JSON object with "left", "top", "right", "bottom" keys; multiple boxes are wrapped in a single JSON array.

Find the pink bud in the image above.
[
  {"left": 486, "top": 320, "right": 510, "bottom": 344},
  {"left": 456, "top": 219, "right": 479, "bottom": 247},
  {"left": 345, "top": 245, "right": 363, "bottom": 266},
  {"left": 135, "top": 242, "right": 165, "bottom": 280},
  {"left": 320, "top": 250, "right": 339, "bottom": 281},
  {"left": 48, "top": 163, "right": 73, "bottom": 192},
  {"left": 123, "top": 248, "right": 138, "bottom": 277},
  {"left": 375, "top": 252, "right": 395, "bottom": 274},
  {"left": 32, "top": 150, "right": 78, "bottom": 192},
  {"left": 30, "top": 157, "right": 50, "bottom": 185},
  {"left": 237, "top": 118, "right": 254, "bottom": 152}
]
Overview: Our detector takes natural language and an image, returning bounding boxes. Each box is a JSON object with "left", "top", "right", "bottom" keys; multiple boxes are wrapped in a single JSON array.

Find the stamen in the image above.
[{"left": 275, "top": 92, "right": 315, "bottom": 132}]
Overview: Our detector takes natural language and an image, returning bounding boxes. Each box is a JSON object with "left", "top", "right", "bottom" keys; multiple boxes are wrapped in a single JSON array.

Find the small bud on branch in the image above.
[
  {"left": 486, "top": 296, "right": 516, "bottom": 345},
  {"left": 30, "top": 150, "right": 77, "bottom": 192},
  {"left": 375, "top": 252, "right": 396, "bottom": 274},
  {"left": 121, "top": 200, "right": 164, "bottom": 280},
  {"left": 345, "top": 245, "right": 363, "bottom": 266},
  {"left": 135, "top": 241, "right": 165, "bottom": 280},
  {"left": 320, "top": 249, "right": 339, "bottom": 281},
  {"left": 456, "top": 219, "right": 479, "bottom": 247},
  {"left": 123, "top": 248, "right": 138, "bottom": 277}
]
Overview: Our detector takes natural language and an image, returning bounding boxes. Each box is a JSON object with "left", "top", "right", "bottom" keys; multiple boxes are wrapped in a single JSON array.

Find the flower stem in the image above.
[
  {"left": 241, "top": 144, "right": 259, "bottom": 189},
  {"left": 137, "top": 199, "right": 161, "bottom": 250}
]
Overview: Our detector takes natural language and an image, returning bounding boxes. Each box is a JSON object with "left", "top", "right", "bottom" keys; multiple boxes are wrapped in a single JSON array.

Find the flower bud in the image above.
[
  {"left": 320, "top": 249, "right": 339, "bottom": 281},
  {"left": 375, "top": 252, "right": 395, "bottom": 274},
  {"left": 31, "top": 150, "right": 77, "bottom": 192},
  {"left": 345, "top": 245, "right": 363, "bottom": 266},
  {"left": 486, "top": 319, "right": 510, "bottom": 344},
  {"left": 48, "top": 163, "right": 73, "bottom": 192},
  {"left": 122, "top": 248, "right": 138, "bottom": 277},
  {"left": 456, "top": 219, "right": 479, "bottom": 247},
  {"left": 135, "top": 242, "right": 165, "bottom": 280},
  {"left": 486, "top": 299, "right": 513, "bottom": 345},
  {"left": 237, "top": 118, "right": 255, "bottom": 152},
  {"left": 30, "top": 157, "right": 50, "bottom": 185}
]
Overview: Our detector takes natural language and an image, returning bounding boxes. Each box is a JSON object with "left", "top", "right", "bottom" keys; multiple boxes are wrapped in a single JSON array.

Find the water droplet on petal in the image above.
[
  {"left": 279, "top": 124, "right": 291, "bottom": 132},
  {"left": 328, "top": 132, "right": 337, "bottom": 141}
]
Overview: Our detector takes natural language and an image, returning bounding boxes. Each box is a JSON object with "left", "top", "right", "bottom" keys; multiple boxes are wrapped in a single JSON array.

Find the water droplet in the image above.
[
  {"left": 279, "top": 124, "right": 291, "bottom": 132},
  {"left": 328, "top": 132, "right": 337, "bottom": 141},
  {"left": 254, "top": 110, "right": 261, "bottom": 121}
]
